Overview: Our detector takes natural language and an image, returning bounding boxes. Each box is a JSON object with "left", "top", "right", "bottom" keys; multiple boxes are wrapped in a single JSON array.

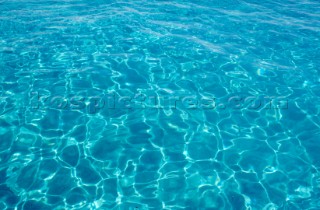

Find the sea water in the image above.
[{"left": 0, "top": 0, "right": 320, "bottom": 209}]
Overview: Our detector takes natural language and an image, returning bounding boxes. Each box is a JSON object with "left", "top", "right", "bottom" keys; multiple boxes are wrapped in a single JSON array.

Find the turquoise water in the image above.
[{"left": 1, "top": 0, "right": 320, "bottom": 209}]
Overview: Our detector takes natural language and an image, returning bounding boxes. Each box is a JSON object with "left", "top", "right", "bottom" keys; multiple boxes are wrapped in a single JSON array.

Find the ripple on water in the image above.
[{"left": 0, "top": 0, "right": 320, "bottom": 209}]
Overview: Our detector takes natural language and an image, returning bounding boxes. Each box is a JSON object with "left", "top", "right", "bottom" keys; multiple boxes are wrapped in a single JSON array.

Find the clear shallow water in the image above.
[{"left": 0, "top": 0, "right": 320, "bottom": 209}]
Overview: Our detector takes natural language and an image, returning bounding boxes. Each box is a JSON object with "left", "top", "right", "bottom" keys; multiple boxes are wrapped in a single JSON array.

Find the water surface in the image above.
[{"left": 0, "top": 0, "right": 320, "bottom": 209}]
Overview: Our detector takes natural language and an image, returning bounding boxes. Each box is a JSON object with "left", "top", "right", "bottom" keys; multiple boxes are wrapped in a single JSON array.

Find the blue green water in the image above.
[{"left": 1, "top": 0, "right": 320, "bottom": 209}]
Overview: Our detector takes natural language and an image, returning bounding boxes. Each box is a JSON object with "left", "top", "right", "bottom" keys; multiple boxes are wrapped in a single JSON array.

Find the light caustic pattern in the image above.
[{"left": 0, "top": 0, "right": 320, "bottom": 209}]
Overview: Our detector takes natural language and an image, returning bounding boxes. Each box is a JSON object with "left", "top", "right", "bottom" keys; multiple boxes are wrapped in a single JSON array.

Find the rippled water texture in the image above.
[{"left": 1, "top": 0, "right": 320, "bottom": 209}]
